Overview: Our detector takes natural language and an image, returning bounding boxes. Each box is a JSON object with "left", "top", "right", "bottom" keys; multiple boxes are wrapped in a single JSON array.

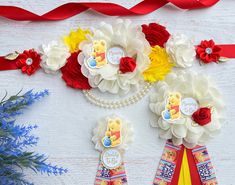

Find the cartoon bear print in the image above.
[
  {"left": 100, "top": 180, "right": 109, "bottom": 185},
  {"left": 162, "top": 149, "right": 177, "bottom": 162},
  {"left": 110, "top": 166, "right": 122, "bottom": 176},
  {"left": 99, "top": 179, "right": 123, "bottom": 185},
  {"left": 155, "top": 179, "right": 168, "bottom": 185},
  {"left": 195, "top": 150, "right": 208, "bottom": 163},
  {"left": 111, "top": 179, "right": 123, "bottom": 185},
  {"left": 159, "top": 180, "right": 168, "bottom": 185},
  {"left": 105, "top": 118, "right": 122, "bottom": 147},
  {"left": 162, "top": 92, "right": 182, "bottom": 121},
  {"left": 92, "top": 40, "right": 107, "bottom": 68},
  {"left": 204, "top": 181, "right": 217, "bottom": 185}
]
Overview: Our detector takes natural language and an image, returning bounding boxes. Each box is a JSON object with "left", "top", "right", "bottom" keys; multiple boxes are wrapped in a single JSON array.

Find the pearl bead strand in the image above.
[{"left": 83, "top": 83, "right": 152, "bottom": 109}]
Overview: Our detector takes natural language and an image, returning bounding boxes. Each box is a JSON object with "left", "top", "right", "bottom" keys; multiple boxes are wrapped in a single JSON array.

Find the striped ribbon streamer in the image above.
[
  {"left": 95, "top": 160, "right": 128, "bottom": 185},
  {"left": 154, "top": 140, "right": 217, "bottom": 185}
]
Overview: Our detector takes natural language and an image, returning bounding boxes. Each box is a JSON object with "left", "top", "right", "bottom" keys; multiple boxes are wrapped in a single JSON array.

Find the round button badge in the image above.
[
  {"left": 180, "top": 97, "right": 199, "bottom": 116},
  {"left": 107, "top": 47, "right": 125, "bottom": 65},
  {"left": 101, "top": 148, "right": 122, "bottom": 169}
]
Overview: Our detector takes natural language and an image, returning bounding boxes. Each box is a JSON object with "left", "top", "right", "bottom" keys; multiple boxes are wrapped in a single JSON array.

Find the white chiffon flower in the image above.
[
  {"left": 78, "top": 19, "right": 151, "bottom": 94},
  {"left": 166, "top": 34, "right": 196, "bottom": 68},
  {"left": 149, "top": 71, "right": 224, "bottom": 148},
  {"left": 92, "top": 115, "right": 134, "bottom": 153},
  {"left": 40, "top": 40, "right": 70, "bottom": 74}
]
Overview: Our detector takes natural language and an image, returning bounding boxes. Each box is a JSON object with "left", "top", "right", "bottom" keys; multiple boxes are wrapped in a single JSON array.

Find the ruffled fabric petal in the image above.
[{"left": 149, "top": 71, "right": 224, "bottom": 148}]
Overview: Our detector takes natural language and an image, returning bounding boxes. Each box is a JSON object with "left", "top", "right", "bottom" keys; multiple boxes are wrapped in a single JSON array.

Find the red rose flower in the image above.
[
  {"left": 119, "top": 57, "right": 136, "bottom": 73},
  {"left": 16, "top": 49, "right": 41, "bottom": 75},
  {"left": 196, "top": 40, "right": 221, "bottom": 64},
  {"left": 61, "top": 52, "right": 91, "bottom": 90},
  {"left": 192, "top": 107, "right": 212, "bottom": 126},
  {"left": 142, "top": 23, "right": 170, "bottom": 47}
]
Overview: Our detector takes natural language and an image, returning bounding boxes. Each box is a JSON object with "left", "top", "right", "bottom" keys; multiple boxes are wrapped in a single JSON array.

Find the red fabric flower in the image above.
[
  {"left": 119, "top": 57, "right": 136, "bottom": 73},
  {"left": 196, "top": 40, "right": 221, "bottom": 64},
  {"left": 142, "top": 23, "right": 170, "bottom": 47},
  {"left": 192, "top": 107, "right": 212, "bottom": 126},
  {"left": 16, "top": 49, "right": 41, "bottom": 75},
  {"left": 61, "top": 52, "right": 91, "bottom": 90}
]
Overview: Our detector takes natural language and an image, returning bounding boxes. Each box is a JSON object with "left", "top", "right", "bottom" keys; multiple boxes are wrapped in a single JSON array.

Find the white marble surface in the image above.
[{"left": 0, "top": 0, "right": 235, "bottom": 184}]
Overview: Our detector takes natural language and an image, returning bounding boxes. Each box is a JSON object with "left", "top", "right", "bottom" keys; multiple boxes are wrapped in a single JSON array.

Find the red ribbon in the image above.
[
  {"left": 171, "top": 145, "right": 185, "bottom": 185},
  {"left": 186, "top": 148, "right": 202, "bottom": 185},
  {"left": 0, "top": 0, "right": 219, "bottom": 21},
  {"left": 171, "top": 147, "right": 204, "bottom": 185},
  {"left": 0, "top": 44, "right": 234, "bottom": 71},
  {"left": 218, "top": 45, "right": 235, "bottom": 58},
  {"left": 0, "top": 57, "right": 18, "bottom": 70},
  {"left": 171, "top": 146, "right": 203, "bottom": 185}
]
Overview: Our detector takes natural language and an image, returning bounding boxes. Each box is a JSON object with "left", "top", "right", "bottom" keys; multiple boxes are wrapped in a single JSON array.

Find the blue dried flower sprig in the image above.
[{"left": 0, "top": 90, "right": 67, "bottom": 185}]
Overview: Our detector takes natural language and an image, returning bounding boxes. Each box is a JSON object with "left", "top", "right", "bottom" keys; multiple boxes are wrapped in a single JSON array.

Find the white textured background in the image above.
[{"left": 0, "top": 0, "right": 235, "bottom": 184}]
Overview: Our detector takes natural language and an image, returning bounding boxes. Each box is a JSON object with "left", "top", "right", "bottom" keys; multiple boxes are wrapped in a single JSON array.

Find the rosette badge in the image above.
[
  {"left": 92, "top": 115, "right": 133, "bottom": 184},
  {"left": 150, "top": 71, "right": 224, "bottom": 148},
  {"left": 78, "top": 19, "right": 151, "bottom": 95},
  {"left": 149, "top": 71, "right": 224, "bottom": 185},
  {"left": 77, "top": 20, "right": 175, "bottom": 109}
]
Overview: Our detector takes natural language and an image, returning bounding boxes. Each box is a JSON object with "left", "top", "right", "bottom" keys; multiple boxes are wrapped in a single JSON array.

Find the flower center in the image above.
[
  {"left": 205, "top": 48, "right": 212, "bottom": 54},
  {"left": 26, "top": 58, "right": 33, "bottom": 65}
]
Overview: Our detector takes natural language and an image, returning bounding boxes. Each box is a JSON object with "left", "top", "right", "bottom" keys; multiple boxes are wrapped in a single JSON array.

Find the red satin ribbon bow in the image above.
[{"left": 0, "top": 0, "right": 219, "bottom": 21}]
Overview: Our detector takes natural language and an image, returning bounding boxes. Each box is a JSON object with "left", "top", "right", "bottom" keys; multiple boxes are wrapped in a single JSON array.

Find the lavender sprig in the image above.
[{"left": 0, "top": 90, "right": 67, "bottom": 185}]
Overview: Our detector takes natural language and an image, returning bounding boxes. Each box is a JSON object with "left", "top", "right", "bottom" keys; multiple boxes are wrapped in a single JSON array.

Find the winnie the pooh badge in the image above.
[
  {"left": 87, "top": 40, "right": 108, "bottom": 68},
  {"left": 93, "top": 115, "right": 132, "bottom": 185},
  {"left": 162, "top": 92, "right": 182, "bottom": 122},
  {"left": 102, "top": 118, "right": 122, "bottom": 148}
]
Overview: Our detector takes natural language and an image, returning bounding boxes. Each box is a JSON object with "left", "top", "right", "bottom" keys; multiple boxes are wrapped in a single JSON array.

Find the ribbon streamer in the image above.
[
  {"left": 0, "top": 0, "right": 219, "bottom": 21},
  {"left": 153, "top": 141, "right": 217, "bottom": 185},
  {"left": 95, "top": 160, "right": 128, "bottom": 185},
  {"left": 178, "top": 149, "right": 192, "bottom": 185}
]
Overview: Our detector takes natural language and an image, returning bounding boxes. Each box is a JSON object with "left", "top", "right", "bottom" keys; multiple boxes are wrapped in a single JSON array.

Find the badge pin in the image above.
[
  {"left": 180, "top": 97, "right": 199, "bottom": 116},
  {"left": 107, "top": 46, "right": 125, "bottom": 65},
  {"left": 101, "top": 148, "right": 122, "bottom": 169}
]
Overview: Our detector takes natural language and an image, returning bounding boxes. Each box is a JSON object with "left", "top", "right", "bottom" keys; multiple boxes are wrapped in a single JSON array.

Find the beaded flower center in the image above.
[
  {"left": 26, "top": 58, "right": 33, "bottom": 65},
  {"left": 205, "top": 48, "right": 212, "bottom": 54}
]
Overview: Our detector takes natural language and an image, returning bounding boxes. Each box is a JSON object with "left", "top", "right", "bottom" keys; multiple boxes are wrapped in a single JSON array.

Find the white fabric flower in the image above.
[
  {"left": 166, "top": 34, "right": 196, "bottom": 68},
  {"left": 92, "top": 115, "right": 134, "bottom": 153},
  {"left": 149, "top": 71, "right": 224, "bottom": 148},
  {"left": 40, "top": 40, "right": 70, "bottom": 74},
  {"left": 78, "top": 19, "right": 151, "bottom": 94}
]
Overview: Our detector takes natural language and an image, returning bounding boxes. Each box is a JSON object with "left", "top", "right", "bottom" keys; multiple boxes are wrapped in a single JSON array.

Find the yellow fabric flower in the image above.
[
  {"left": 64, "top": 28, "right": 91, "bottom": 53},
  {"left": 143, "top": 45, "right": 173, "bottom": 82}
]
